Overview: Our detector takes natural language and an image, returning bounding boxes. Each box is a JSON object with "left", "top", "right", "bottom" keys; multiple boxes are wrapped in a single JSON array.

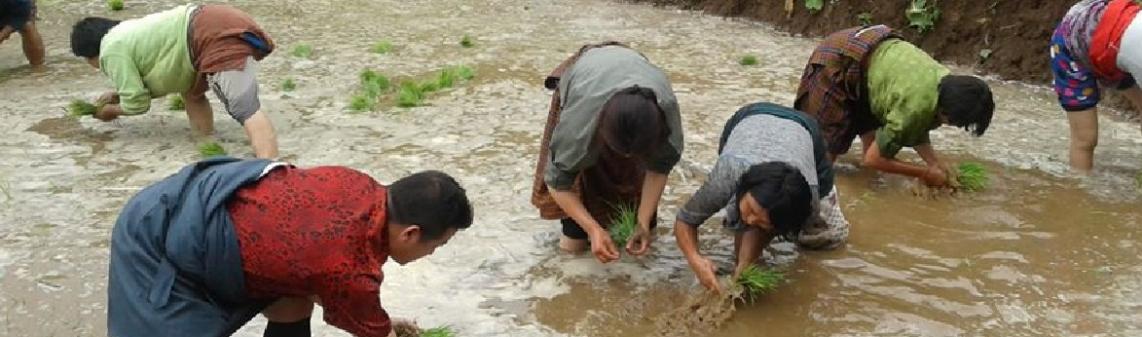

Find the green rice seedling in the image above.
[
  {"left": 349, "top": 94, "right": 374, "bottom": 112},
  {"left": 608, "top": 203, "right": 638, "bottom": 248},
  {"left": 460, "top": 35, "right": 474, "bottom": 48},
  {"left": 437, "top": 68, "right": 459, "bottom": 89},
  {"left": 396, "top": 81, "right": 424, "bottom": 108},
  {"left": 168, "top": 95, "right": 185, "bottom": 111},
  {"left": 107, "top": 0, "right": 124, "bottom": 11},
  {"left": 739, "top": 55, "right": 758, "bottom": 66},
  {"left": 736, "top": 265, "right": 784, "bottom": 302},
  {"left": 1135, "top": 170, "right": 1142, "bottom": 189},
  {"left": 906, "top": 0, "right": 940, "bottom": 34},
  {"left": 360, "top": 70, "right": 391, "bottom": 98},
  {"left": 281, "top": 78, "right": 296, "bottom": 92},
  {"left": 857, "top": 12, "right": 873, "bottom": 26},
  {"left": 804, "top": 0, "right": 823, "bottom": 12},
  {"left": 198, "top": 142, "right": 227, "bottom": 157},
  {"left": 419, "top": 81, "right": 439, "bottom": 93},
  {"left": 69, "top": 100, "right": 98, "bottom": 117},
  {"left": 955, "top": 162, "right": 989, "bottom": 192},
  {"left": 372, "top": 40, "right": 394, "bottom": 54},
  {"left": 291, "top": 44, "right": 314, "bottom": 59},
  {"left": 456, "top": 65, "right": 475, "bottom": 80},
  {"left": 420, "top": 327, "right": 456, "bottom": 337}
]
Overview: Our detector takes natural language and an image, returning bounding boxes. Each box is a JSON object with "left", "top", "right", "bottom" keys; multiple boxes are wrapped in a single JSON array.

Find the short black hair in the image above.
[
  {"left": 388, "top": 171, "right": 473, "bottom": 242},
  {"left": 734, "top": 162, "right": 813, "bottom": 240},
  {"left": 938, "top": 75, "right": 994, "bottom": 137},
  {"left": 596, "top": 85, "right": 670, "bottom": 157},
  {"left": 70, "top": 17, "right": 121, "bottom": 58}
]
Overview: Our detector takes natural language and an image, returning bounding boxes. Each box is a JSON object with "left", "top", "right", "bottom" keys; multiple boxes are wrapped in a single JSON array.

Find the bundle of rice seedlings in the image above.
[
  {"left": 372, "top": 40, "right": 394, "bottom": 54},
  {"left": 456, "top": 66, "right": 475, "bottom": 80},
  {"left": 281, "top": 79, "right": 296, "bottom": 92},
  {"left": 437, "top": 68, "right": 459, "bottom": 89},
  {"left": 396, "top": 81, "right": 424, "bottom": 108},
  {"left": 349, "top": 94, "right": 374, "bottom": 112},
  {"left": 735, "top": 265, "right": 784, "bottom": 302},
  {"left": 954, "top": 162, "right": 989, "bottom": 192},
  {"left": 360, "top": 70, "right": 391, "bottom": 98},
  {"left": 420, "top": 327, "right": 456, "bottom": 337},
  {"left": 69, "top": 100, "right": 99, "bottom": 117},
  {"left": 608, "top": 203, "right": 637, "bottom": 247},
  {"left": 459, "top": 35, "right": 474, "bottom": 48},
  {"left": 168, "top": 95, "right": 185, "bottom": 111},
  {"left": 419, "top": 81, "right": 440, "bottom": 93},
  {"left": 739, "top": 55, "right": 759, "bottom": 66},
  {"left": 107, "top": 0, "right": 124, "bottom": 11},
  {"left": 198, "top": 142, "right": 227, "bottom": 157},
  {"left": 291, "top": 44, "right": 314, "bottom": 59}
]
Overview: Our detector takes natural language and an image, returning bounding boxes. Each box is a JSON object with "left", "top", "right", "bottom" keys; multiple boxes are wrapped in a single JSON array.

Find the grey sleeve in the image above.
[
  {"left": 676, "top": 156, "right": 747, "bottom": 226},
  {"left": 207, "top": 56, "right": 261, "bottom": 124}
]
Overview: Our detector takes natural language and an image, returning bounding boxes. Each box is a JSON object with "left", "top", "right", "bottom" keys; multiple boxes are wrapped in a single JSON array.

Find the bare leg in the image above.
[
  {"left": 19, "top": 22, "right": 45, "bottom": 70},
  {"left": 182, "top": 93, "right": 215, "bottom": 136},
  {"left": 1119, "top": 85, "right": 1142, "bottom": 133},
  {"left": 1066, "top": 108, "right": 1099, "bottom": 173},
  {"left": 559, "top": 235, "right": 588, "bottom": 253}
]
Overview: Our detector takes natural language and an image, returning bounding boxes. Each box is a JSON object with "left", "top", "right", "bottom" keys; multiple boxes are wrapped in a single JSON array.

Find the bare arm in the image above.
[
  {"left": 628, "top": 170, "right": 668, "bottom": 255},
  {"left": 243, "top": 110, "right": 279, "bottom": 159},
  {"left": 733, "top": 227, "right": 774, "bottom": 279},
  {"left": 551, "top": 189, "right": 619, "bottom": 263},
  {"left": 864, "top": 141, "right": 947, "bottom": 186},
  {"left": 675, "top": 219, "right": 720, "bottom": 292}
]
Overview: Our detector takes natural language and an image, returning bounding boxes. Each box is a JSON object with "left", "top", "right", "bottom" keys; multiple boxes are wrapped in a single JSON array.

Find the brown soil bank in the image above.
[{"left": 631, "top": 0, "right": 1073, "bottom": 83}]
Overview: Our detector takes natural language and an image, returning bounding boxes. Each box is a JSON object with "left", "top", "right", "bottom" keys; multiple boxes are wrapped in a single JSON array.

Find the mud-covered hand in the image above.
[
  {"left": 689, "top": 256, "right": 722, "bottom": 294},
  {"left": 921, "top": 165, "right": 950, "bottom": 187},
  {"left": 625, "top": 224, "right": 653, "bottom": 256},
  {"left": 587, "top": 228, "right": 621, "bottom": 263},
  {"left": 95, "top": 104, "right": 123, "bottom": 122}
]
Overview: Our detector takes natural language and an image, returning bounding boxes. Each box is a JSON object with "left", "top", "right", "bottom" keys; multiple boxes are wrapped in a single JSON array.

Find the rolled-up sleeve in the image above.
[
  {"left": 319, "top": 273, "right": 392, "bottom": 337},
  {"left": 101, "top": 54, "right": 152, "bottom": 115},
  {"left": 676, "top": 156, "right": 747, "bottom": 226}
]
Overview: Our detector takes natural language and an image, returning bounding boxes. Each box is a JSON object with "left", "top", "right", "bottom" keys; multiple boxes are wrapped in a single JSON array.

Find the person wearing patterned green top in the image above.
[{"left": 795, "top": 26, "right": 996, "bottom": 187}]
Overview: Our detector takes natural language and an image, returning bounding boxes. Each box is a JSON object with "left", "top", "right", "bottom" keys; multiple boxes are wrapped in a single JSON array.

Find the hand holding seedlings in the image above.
[
  {"left": 691, "top": 256, "right": 722, "bottom": 294},
  {"left": 95, "top": 104, "right": 124, "bottom": 121},
  {"left": 588, "top": 227, "right": 621, "bottom": 263}
]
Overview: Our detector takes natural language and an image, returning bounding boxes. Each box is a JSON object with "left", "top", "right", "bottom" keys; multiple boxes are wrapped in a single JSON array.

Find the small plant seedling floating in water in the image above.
[
  {"left": 739, "top": 55, "right": 758, "bottom": 66},
  {"left": 107, "top": 0, "right": 124, "bottom": 11},
  {"left": 198, "top": 142, "right": 227, "bottom": 158},
  {"left": 735, "top": 265, "right": 784, "bottom": 302},
  {"left": 420, "top": 327, "right": 457, "bottom": 337},
  {"left": 281, "top": 78, "right": 296, "bottom": 92},
  {"left": 372, "top": 40, "right": 394, "bottom": 54},
  {"left": 69, "top": 100, "right": 98, "bottom": 117},
  {"left": 168, "top": 95, "right": 185, "bottom": 111},
  {"left": 396, "top": 81, "right": 425, "bottom": 108},
  {"left": 608, "top": 203, "right": 637, "bottom": 248},
  {"left": 954, "top": 162, "right": 989, "bottom": 192},
  {"left": 460, "top": 35, "right": 475, "bottom": 48},
  {"left": 291, "top": 44, "right": 314, "bottom": 59}
]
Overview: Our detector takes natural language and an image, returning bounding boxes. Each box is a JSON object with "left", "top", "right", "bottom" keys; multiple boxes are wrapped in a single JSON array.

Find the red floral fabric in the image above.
[{"left": 227, "top": 165, "right": 392, "bottom": 336}]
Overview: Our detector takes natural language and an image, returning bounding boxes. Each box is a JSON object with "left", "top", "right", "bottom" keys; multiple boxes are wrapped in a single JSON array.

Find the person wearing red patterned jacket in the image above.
[{"left": 106, "top": 158, "right": 473, "bottom": 337}]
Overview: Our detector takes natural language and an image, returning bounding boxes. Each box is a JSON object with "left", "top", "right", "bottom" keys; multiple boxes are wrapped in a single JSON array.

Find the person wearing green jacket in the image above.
[
  {"left": 69, "top": 4, "right": 279, "bottom": 158},
  {"left": 794, "top": 25, "right": 995, "bottom": 187}
]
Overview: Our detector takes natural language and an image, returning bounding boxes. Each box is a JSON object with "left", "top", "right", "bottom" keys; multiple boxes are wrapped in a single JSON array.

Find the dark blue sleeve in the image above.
[{"left": 1, "top": 0, "right": 34, "bottom": 31}]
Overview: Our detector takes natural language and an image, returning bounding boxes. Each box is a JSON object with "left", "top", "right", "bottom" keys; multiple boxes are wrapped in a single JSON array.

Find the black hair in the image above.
[
  {"left": 596, "top": 85, "right": 670, "bottom": 157},
  {"left": 388, "top": 170, "right": 474, "bottom": 242},
  {"left": 70, "top": 17, "right": 121, "bottom": 58},
  {"left": 734, "top": 162, "right": 813, "bottom": 240},
  {"left": 937, "top": 75, "right": 994, "bottom": 137}
]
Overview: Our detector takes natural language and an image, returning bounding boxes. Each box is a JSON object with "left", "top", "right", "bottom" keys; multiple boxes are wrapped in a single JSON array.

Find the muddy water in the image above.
[{"left": 0, "top": 0, "right": 1139, "bottom": 336}]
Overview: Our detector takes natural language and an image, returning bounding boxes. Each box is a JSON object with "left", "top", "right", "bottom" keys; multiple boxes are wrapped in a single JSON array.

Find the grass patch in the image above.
[
  {"left": 372, "top": 40, "right": 394, "bottom": 54},
  {"left": 349, "top": 94, "right": 374, "bottom": 112},
  {"left": 360, "top": 70, "right": 392, "bottom": 97},
  {"left": 739, "top": 55, "right": 758, "bottom": 66},
  {"left": 281, "top": 78, "right": 296, "bottom": 92},
  {"left": 608, "top": 203, "right": 637, "bottom": 248},
  {"left": 168, "top": 95, "right": 185, "bottom": 111},
  {"left": 906, "top": 0, "right": 940, "bottom": 34},
  {"left": 198, "top": 142, "right": 227, "bottom": 157},
  {"left": 736, "top": 265, "right": 784, "bottom": 302},
  {"left": 804, "top": 0, "right": 823, "bottom": 13},
  {"left": 396, "top": 81, "right": 425, "bottom": 108},
  {"left": 69, "top": 100, "right": 98, "bottom": 117},
  {"left": 460, "top": 35, "right": 475, "bottom": 48},
  {"left": 291, "top": 44, "right": 314, "bottom": 59},
  {"left": 107, "top": 0, "right": 124, "bottom": 11},
  {"left": 955, "top": 162, "right": 989, "bottom": 192},
  {"left": 420, "top": 327, "right": 456, "bottom": 337}
]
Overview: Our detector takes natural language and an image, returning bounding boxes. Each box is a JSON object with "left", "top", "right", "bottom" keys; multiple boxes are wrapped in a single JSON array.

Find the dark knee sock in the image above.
[{"left": 263, "top": 318, "right": 311, "bottom": 337}]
